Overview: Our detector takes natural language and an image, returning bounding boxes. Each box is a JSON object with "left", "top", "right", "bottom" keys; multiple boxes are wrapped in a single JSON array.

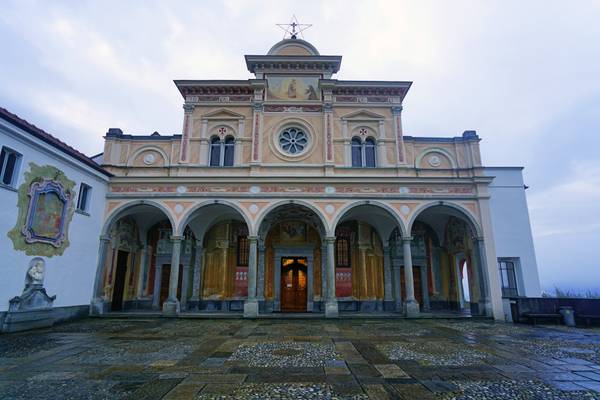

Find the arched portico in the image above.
[
  {"left": 177, "top": 202, "right": 252, "bottom": 314},
  {"left": 254, "top": 202, "right": 334, "bottom": 316},
  {"left": 332, "top": 201, "right": 407, "bottom": 313},
  {"left": 91, "top": 201, "right": 176, "bottom": 315},
  {"left": 396, "top": 201, "right": 491, "bottom": 316}
]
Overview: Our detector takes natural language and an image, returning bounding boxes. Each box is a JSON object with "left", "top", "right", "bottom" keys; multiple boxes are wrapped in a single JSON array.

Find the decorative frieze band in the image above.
[{"left": 110, "top": 183, "right": 475, "bottom": 196}]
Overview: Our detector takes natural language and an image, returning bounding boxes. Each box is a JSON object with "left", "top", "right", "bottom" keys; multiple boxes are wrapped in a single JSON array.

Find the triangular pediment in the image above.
[
  {"left": 201, "top": 108, "right": 245, "bottom": 120},
  {"left": 340, "top": 109, "right": 385, "bottom": 121}
]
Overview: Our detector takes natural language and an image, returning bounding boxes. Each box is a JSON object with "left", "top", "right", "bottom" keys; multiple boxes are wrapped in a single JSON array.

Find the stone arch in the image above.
[
  {"left": 253, "top": 199, "right": 329, "bottom": 237},
  {"left": 127, "top": 146, "right": 169, "bottom": 167},
  {"left": 407, "top": 200, "right": 482, "bottom": 237},
  {"left": 176, "top": 199, "right": 253, "bottom": 237},
  {"left": 331, "top": 200, "right": 407, "bottom": 238},
  {"left": 415, "top": 147, "right": 457, "bottom": 169},
  {"left": 102, "top": 199, "right": 176, "bottom": 237}
]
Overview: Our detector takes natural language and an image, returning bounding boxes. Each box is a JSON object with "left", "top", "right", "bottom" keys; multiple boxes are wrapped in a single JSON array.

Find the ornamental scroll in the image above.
[{"left": 8, "top": 163, "right": 75, "bottom": 257}]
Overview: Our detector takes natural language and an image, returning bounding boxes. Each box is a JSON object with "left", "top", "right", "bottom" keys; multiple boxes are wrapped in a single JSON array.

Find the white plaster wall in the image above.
[
  {"left": 485, "top": 167, "right": 541, "bottom": 297},
  {"left": 0, "top": 121, "right": 108, "bottom": 312}
]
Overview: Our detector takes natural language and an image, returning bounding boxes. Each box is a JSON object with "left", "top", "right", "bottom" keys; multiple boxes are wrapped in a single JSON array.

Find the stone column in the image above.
[
  {"left": 420, "top": 264, "right": 431, "bottom": 311},
  {"left": 136, "top": 244, "right": 149, "bottom": 299},
  {"left": 476, "top": 238, "right": 492, "bottom": 316},
  {"left": 402, "top": 237, "right": 419, "bottom": 316},
  {"left": 392, "top": 260, "right": 403, "bottom": 312},
  {"left": 455, "top": 258, "right": 465, "bottom": 310},
  {"left": 383, "top": 245, "right": 393, "bottom": 308},
  {"left": 191, "top": 241, "right": 203, "bottom": 303},
  {"left": 243, "top": 236, "right": 259, "bottom": 317},
  {"left": 90, "top": 235, "right": 111, "bottom": 315},
  {"left": 257, "top": 242, "right": 266, "bottom": 301},
  {"left": 325, "top": 236, "right": 338, "bottom": 318},
  {"left": 162, "top": 236, "right": 182, "bottom": 315}
]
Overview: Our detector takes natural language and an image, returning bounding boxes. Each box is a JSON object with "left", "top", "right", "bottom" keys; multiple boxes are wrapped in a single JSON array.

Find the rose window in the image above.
[{"left": 278, "top": 127, "right": 308, "bottom": 155}]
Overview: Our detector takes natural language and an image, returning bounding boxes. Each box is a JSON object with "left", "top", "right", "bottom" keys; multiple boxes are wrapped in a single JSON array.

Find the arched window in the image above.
[
  {"left": 223, "top": 136, "right": 235, "bottom": 167},
  {"left": 209, "top": 136, "right": 221, "bottom": 167},
  {"left": 209, "top": 135, "right": 235, "bottom": 167},
  {"left": 351, "top": 137, "right": 362, "bottom": 167},
  {"left": 351, "top": 136, "right": 377, "bottom": 168},
  {"left": 364, "top": 137, "right": 376, "bottom": 168}
]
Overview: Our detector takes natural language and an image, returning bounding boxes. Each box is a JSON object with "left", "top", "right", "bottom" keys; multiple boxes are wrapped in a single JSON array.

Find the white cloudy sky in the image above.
[{"left": 1, "top": 1, "right": 599, "bottom": 293}]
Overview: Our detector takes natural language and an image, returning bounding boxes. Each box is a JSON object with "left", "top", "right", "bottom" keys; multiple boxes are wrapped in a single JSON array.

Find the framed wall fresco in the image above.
[
  {"left": 280, "top": 221, "right": 306, "bottom": 244},
  {"left": 8, "top": 163, "right": 76, "bottom": 257},
  {"left": 266, "top": 76, "right": 321, "bottom": 101},
  {"left": 22, "top": 179, "right": 70, "bottom": 247}
]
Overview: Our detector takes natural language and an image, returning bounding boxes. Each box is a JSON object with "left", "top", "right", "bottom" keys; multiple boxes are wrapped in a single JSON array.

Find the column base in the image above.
[
  {"left": 243, "top": 300, "right": 259, "bottom": 318},
  {"left": 89, "top": 298, "right": 108, "bottom": 315},
  {"left": 404, "top": 300, "right": 420, "bottom": 317},
  {"left": 325, "top": 301, "right": 339, "bottom": 318},
  {"left": 162, "top": 299, "right": 180, "bottom": 315}
]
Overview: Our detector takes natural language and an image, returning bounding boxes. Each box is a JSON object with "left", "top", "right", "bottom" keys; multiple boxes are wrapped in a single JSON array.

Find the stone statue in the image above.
[
  {"left": 8, "top": 257, "right": 55, "bottom": 312},
  {"left": 26, "top": 257, "right": 45, "bottom": 287}
]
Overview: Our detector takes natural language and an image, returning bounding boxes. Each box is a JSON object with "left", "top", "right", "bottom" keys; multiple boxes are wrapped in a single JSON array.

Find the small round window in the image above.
[{"left": 278, "top": 127, "right": 308, "bottom": 155}]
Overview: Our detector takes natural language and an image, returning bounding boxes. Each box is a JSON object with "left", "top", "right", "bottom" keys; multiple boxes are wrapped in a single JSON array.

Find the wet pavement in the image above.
[{"left": 1, "top": 317, "right": 600, "bottom": 399}]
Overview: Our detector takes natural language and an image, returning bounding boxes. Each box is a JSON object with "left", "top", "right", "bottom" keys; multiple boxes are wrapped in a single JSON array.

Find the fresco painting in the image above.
[{"left": 267, "top": 76, "right": 320, "bottom": 101}]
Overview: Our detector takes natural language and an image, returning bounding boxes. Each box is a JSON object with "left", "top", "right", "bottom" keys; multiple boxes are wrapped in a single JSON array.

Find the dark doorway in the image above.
[
  {"left": 159, "top": 264, "right": 183, "bottom": 307},
  {"left": 111, "top": 250, "right": 129, "bottom": 311},
  {"left": 280, "top": 257, "right": 308, "bottom": 312}
]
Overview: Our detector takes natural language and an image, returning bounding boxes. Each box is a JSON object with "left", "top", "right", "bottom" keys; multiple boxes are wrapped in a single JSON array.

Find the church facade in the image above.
[{"left": 90, "top": 38, "right": 541, "bottom": 320}]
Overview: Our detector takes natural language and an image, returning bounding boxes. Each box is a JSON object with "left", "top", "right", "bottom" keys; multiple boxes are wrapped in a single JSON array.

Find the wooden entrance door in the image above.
[
  {"left": 159, "top": 264, "right": 183, "bottom": 307},
  {"left": 111, "top": 250, "right": 129, "bottom": 311},
  {"left": 281, "top": 257, "right": 308, "bottom": 312}
]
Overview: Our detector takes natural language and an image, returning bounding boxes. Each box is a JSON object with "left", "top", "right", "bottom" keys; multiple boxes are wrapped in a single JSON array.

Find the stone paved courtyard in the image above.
[{"left": 1, "top": 318, "right": 600, "bottom": 399}]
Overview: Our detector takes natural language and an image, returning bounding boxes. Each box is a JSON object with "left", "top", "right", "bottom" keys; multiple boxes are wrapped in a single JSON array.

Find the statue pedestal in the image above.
[
  {"left": 2, "top": 308, "right": 55, "bottom": 333},
  {"left": 2, "top": 285, "right": 56, "bottom": 333}
]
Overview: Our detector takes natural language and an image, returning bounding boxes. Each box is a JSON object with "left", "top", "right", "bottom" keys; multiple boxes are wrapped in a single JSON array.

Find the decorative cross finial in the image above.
[{"left": 276, "top": 15, "right": 312, "bottom": 39}]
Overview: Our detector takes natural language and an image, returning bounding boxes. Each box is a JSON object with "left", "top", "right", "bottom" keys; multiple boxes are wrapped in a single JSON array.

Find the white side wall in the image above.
[
  {"left": 485, "top": 167, "right": 541, "bottom": 297},
  {"left": 0, "top": 120, "right": 108, "bottom": 312}
]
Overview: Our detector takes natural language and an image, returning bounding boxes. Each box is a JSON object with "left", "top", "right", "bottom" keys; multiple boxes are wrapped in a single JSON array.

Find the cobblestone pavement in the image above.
[{"left": 1, "top": 318, "right": 600, "bottom": 399}]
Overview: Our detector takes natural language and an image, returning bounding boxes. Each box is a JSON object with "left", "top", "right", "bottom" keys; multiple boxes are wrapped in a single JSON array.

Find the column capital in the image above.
[
  {"left": 325, "top": 236, "right": 336, "bottom": 244},
  {"left": 171, "top": 236, "right": 184, "bottom": 243},
  {"left": 195, "top": 239, "right": 203, "bottom": 247},
  {"left": 391, "top": 105, "right": 403, "bottom": 115},
  {"left": 248, "top": 235, "right": 259, "bottom": 243},
  {"left": 99, "top": 234, "right": 111, "bottom": 243},
  {"left": 474, "top": 236, "right": 485, "bottom": 243},
  {"left": 401, "top": 236, "right": 413, "bottom": 244},
  {"left": 183, "top": 103, "right": 195, "bottom": 113},
  {"left": 383, "top": 245, "right": 391, "bottom": 254}
]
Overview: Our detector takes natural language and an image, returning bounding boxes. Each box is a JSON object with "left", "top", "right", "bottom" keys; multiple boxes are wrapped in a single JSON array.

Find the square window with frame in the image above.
[
  {"left": 0, "top": 146, "right": 22, "bottom": 188},
  {"left": 76, "top": 183, "right": 92, "bottom": 213},
  {"left": 498, "top": 258, "right": 520, "bottom": 298}
]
